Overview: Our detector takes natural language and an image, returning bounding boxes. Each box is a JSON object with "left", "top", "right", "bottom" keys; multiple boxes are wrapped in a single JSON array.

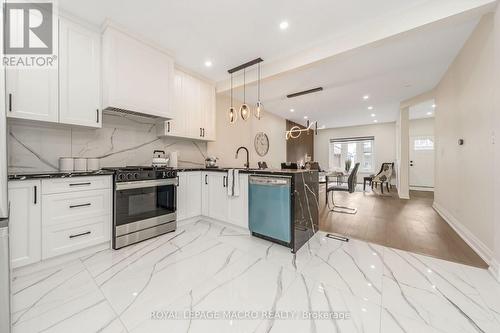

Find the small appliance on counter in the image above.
[
  {"left": 205, "top": 156, "right": 219, "bottom": 168},
  {"left": 152, "top": 150, "right": 169, "bottom": 167},
  {"left": 168, "top": 151, "right": 178, "bottom": 168}
]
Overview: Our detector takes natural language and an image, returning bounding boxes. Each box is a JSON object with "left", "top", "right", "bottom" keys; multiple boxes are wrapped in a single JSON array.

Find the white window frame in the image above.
[{"left": 328, "top": 136, "right": 375, "bottom": 173}]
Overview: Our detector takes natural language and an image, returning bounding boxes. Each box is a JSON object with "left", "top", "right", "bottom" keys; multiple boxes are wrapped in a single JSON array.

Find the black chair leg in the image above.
[
  {"left": 381, "top": 183, "right": 384, "bottom": 194},
  {"left": 386, "top": 182, "right": 390, "bottom": 192}
]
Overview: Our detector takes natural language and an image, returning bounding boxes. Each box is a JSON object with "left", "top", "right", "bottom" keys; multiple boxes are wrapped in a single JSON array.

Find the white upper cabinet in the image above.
[
  {"left": 6, "top": 16, "right": 101, "bottom": 128},
  {"left": 6, "top": 66, "right": 58, "bottom": 123},
  {"left": 59, "top": 17, "right": 101, "bottom": 128},
  {"left": 158, "top": 69, "right": 216, "bottom": 141},
  {"left": 102, "top": 25, "right": 174, "bottom": 119}
]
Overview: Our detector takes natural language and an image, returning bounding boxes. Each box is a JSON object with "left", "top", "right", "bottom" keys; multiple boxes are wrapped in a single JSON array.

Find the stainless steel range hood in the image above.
[{"left": 103, "top": 107, "right": 167, "bottom": 120}]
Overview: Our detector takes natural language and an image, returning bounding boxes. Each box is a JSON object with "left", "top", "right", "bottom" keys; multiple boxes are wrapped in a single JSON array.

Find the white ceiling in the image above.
[
  {"left": 58, "top": 0, "right": 494, "bottom": 83},
  {"left": 226, "top": 15, "right": 478, "bottom": 128}
]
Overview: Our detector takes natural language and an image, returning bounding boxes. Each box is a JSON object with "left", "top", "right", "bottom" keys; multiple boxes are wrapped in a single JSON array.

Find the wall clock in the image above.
[{"left": 254, "top": 132, "right": 269, "bottom": 157}]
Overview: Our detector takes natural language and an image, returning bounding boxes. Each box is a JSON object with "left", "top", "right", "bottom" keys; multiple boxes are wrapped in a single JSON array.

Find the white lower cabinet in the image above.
[
  {"left": 8, "top": 180, "right": 42, "bottom": 269},
  {"left": 181, "top": 171, "right": 248, "bottom": 229},
  {"left": 227, "top": 174, "right": 249, "bottom": 229},
  {"left": 177, "top": 171, "right": 202, "bottom": 221},
  {"left": 8, "top": 176, "right": 112, "bottom": 268}
]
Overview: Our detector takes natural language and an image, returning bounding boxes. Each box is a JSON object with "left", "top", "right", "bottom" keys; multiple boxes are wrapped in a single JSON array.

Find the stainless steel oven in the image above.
[{"left": 109, "top": 167, "right": 177, "bottom": 249}]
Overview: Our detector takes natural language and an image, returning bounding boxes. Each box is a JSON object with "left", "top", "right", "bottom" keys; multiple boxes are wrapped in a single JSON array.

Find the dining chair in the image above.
[{"left": 325, "top": 162, "right": 360, "bottom": 214}]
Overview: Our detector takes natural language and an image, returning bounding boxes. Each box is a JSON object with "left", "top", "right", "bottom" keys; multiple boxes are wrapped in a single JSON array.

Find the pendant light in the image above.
[
  {"left": 228, "top": 73, "right": 237, "bottom": 124},
  {"left": 239, "top": 68, "right": 250, "bottom": 121},
  {"left": 255, "top": 62, "right": 263, "bottom": 120}
]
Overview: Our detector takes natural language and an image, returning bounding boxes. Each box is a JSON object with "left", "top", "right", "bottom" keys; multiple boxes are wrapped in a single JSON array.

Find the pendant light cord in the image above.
[
  {"left": 230, "top": 73, "right": 233, "bottom": 107},
  {"left": 258, "top": 63, "right": 261, "bottom": 101},
  {"left": 243, "top": 68, "right": 246, "bottom": 103}
]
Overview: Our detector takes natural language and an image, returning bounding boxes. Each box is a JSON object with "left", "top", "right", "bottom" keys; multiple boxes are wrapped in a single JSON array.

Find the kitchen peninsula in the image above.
[{"left": 175, "top": 168, "right": 319, "bottom": 252}]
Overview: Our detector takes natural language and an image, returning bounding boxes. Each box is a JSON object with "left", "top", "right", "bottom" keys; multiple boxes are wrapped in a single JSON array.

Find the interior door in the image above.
[{"left": 409, "top": 135, "right": 435, "bottom": 189}]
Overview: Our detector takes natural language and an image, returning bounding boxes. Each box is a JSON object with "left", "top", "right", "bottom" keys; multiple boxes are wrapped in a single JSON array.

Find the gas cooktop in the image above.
[{"left": 102, "top": 166, "right": 176, "bottom": 182}]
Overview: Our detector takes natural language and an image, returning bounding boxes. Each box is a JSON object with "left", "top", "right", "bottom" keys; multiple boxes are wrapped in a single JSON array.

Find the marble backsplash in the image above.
[{"left": 7, "top": 113, "right": 207, "bottom": 173}]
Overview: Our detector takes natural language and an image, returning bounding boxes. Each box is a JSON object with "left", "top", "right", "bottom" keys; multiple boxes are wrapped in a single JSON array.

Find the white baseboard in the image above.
[
  {"left": 410, "top": 186, "right": 434, "bottom": 192},
  {"left": 432, "top": 202, "right": 493, "bottom": 266}
]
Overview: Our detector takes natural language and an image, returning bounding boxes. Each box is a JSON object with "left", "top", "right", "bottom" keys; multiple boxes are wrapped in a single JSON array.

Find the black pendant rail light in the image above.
[{"left": 227, "top": 57, "right": 264, "bottom": 123}]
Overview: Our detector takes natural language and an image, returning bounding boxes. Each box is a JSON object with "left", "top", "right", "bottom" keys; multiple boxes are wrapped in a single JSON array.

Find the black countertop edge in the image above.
[
  {"left": 8, "top": 170, "right": 115, "bottom": 181},
  {"left": 173, "top": 167, "right": 319, "bottom": 175}
]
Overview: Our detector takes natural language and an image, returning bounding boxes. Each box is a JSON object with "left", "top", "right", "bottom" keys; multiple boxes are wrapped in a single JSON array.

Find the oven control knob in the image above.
[
  {"left": 126, "top": 173, "right": 134, "bottom": 181},
  {"left": 117, "top": 173, "right": 125, "bottom": 181},
  {"left": 134, "top": 173, "right": 140, "bottom": 180},
  {"left": 165, "top": 171, "right": 171, "bottom": 178}
]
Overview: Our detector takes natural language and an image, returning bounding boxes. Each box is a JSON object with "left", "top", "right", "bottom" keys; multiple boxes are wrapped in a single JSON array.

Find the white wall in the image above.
[
  {"left": 433, "top": 13, "right": 495, "bottom": 261},
  {"left": 314, "top": 122, "right": 397, "bottom": 182},
  {"left": 207, "top": 94, "right": 286, "bottom": 169},
  {"left": 493, "top": 4, "right": 500, "bottom": 277}
]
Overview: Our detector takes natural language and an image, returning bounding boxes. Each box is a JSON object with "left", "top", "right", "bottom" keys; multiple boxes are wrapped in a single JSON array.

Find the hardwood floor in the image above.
[{"left": 319, "top": 184, "right": 488, "bottom": 268}]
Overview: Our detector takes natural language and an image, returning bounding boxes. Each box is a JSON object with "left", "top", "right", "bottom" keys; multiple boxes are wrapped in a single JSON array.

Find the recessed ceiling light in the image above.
[
  {"left": 371, "top": 113, "right": 376, "bottom": 117},
  {"left": 290, "top": 108, "right": 295, "bottom": 112},
  {"left": 368, "top": 106, "right": 374, "bottom": 110},
  {"left": 304, "top": 116, "right": 308, "bottom": 119},
  {"left": 204, "top": 60, "right": 212, "bottom": 67},
  {"left": 279, "top": 21, "right": 289, "bottom": 30},
  {"left": 427, "top": 112, "right": 433, "bottom": 115},
  {"left": 432, "top": 104, "right": 436, "bottom": 108},
  {"left": 363, "top": 95, "right": 370, "bottom": 100},
  {"left": 373, "top": 120, "right": 378, "bottom": 123}
]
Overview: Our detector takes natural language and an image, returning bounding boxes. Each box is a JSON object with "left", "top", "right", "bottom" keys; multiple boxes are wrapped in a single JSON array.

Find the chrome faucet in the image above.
[{"left": 235, "top": 146, "right": 249, "bottom": 168}]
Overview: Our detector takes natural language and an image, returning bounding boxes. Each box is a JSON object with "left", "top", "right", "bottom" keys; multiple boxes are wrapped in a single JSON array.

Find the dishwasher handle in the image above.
[{"left": 249, "top": 176, "right": 291, "bottom": 186}]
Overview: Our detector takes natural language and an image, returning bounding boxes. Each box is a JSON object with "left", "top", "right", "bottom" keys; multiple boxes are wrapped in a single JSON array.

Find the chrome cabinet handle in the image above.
[
  {"left": 69, "top": 231, "right": 91, "bottom": 239},
  {"left": 69, "top": 182, "right": 91, "bottom": 187},
  {"left": 69, "top": 203, "right": 91, "bottom": 209}
]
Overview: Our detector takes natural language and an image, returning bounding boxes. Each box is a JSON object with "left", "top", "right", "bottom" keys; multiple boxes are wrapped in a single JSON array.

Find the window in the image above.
[
  {"left": 328, "top": 136, "right": 375, "bottom": 173},
  {"left": 413, "top": 136, "right": 434, "bottom": 151}
]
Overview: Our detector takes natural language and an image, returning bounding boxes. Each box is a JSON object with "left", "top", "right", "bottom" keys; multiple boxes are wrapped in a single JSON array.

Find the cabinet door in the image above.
[
  {"left": 165, "top": 71, "right": 187, "bottom": 137},
  {"left": 207, "top": 172, "right": 228, "bottom": 221},
  {"left": 201, "top": 172, "right": 209, "bottom": 216},
  {"left": 185, "top": 172, "right": 202, "bottom": 218},
  {"left": 227, "top": 174, "right": 249, "bottom": 229},
  {"left": 8, "top": 180, "right": 41, "bottom": 268},
  {"left": 200, "top": 81, "right": 216, "bottom": 141},
  {"left": 5, "top": 67, "right": 58, "bottom": 123},
  {"left": 59, "top": 18, "right": 101, "bottom": 128},
  {"left": 176, "top": 173, "right": 187, "bottom": 221},
  {"left": 102, "top": 27, "right": 174, "bottom": 119},
  {"left": 185, "top": 74, "right": 202, "bottom": 139}
]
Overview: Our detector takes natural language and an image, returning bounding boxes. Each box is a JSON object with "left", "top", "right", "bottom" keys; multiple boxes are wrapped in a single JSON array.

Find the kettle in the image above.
[{"left": 205, "top": 156, "right": 219, "bottom": 168}]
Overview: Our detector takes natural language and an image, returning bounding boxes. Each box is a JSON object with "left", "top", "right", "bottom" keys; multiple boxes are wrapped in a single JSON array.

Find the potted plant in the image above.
[{"left": 345, "top": 159, "right": 352, "bottom": 173}]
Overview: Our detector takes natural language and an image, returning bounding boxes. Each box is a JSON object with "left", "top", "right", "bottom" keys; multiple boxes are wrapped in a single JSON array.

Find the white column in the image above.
[
  {"left": 397, "top": 107, "right": 410, "bottom": 199},
  {"left": 492, "top": 3, "right": 500, "bottom": 281}
]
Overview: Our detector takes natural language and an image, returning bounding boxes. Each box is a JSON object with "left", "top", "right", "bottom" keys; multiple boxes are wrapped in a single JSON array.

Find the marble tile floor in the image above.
[{"left": 11, "top": 219, "right": 500, "bottom": 333}]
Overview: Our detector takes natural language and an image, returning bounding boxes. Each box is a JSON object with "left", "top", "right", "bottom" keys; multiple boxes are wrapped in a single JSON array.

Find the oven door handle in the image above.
[{"left": 116, "top": 178, "right": 178, "bottom": 190}]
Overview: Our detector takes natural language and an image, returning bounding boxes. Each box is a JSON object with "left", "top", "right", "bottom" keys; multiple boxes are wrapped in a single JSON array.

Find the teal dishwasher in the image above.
[{"left": 249, "top": 175, "right": 292, "bottom": 246}]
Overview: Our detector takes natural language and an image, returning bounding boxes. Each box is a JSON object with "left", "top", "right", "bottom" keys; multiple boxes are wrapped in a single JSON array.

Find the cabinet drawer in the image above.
[
  {"left": 42, "top": 215, "right": 111, "bottom": 259},
  {"left": 42, "top": 189, "right": 112, "bottom": 226},
  {"left": 42, "top": 176, "right": 112, "bottom": 195}
]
